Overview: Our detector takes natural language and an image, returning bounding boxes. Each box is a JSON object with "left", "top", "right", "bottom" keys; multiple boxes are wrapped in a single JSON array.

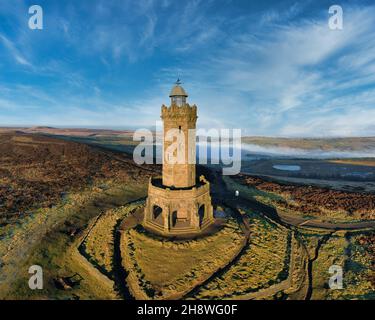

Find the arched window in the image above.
[
  {"left": 153, "top": 205, "right": 162, "bottom": 220},
  {"left": 171, "top": 211, "right": 178, "bottom": 227},
  {"left": 198, "top": 204, "right": 205, "bottom": 227}
]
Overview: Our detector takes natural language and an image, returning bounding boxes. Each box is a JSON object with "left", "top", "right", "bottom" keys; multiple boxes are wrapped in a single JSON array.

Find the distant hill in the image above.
[
  {"left": 0, "top": 126, "right": 134, "bottom": 137},
  {"left": 242, "top": 136, "right": 375, "bottom": 152},
  {"left": 0, "top": 127, "right": 374, "bottom": 152},
  {"left": 30, "top": 126, "right": 57, "bottom": 130}
]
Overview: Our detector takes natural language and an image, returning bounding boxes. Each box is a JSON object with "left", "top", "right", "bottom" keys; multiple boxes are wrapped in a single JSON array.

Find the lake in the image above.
[{"left": 272, "top": 165, "right": 301, "bottom": 171}]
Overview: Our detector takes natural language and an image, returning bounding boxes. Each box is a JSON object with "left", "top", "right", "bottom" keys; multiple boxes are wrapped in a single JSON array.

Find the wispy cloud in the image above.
[
  {"left": 0, "top": 34, "right": 32, "bottom": 67},
  {"left": 159, "top": 4, "right": 375, "bottom": 136}
]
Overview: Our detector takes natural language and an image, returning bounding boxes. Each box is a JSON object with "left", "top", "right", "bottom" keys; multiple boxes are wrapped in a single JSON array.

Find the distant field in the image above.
[
  {"left": 329, "top": 159, "right": 375, "bottom": 167},
  {"left": 242, "top": 136, "right": 375, "bottom": 152}
]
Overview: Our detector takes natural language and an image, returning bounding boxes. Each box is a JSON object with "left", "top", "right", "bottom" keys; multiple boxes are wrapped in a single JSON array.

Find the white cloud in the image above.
[
  {"left": 280, "top": 107, "right": 375, "bottom": 137},
  {"left": 0, "top": 34, "right": 32, "bottom": 67},
  {"left": 161, "top": 5, "right": 375, "bottom": 137}
]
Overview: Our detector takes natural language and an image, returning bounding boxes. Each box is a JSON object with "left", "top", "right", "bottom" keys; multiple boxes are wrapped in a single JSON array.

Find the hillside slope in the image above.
[{"left": 0, "top": 133, "right": 157, "bottom": 228}]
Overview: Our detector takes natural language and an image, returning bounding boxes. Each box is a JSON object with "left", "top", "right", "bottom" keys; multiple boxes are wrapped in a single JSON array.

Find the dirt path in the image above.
[
  {"left": 113, "top": 218, "right": 134, "bottom": 300},
  {"left": 277, "top": 214, "right": 375, "bottom": 230}
]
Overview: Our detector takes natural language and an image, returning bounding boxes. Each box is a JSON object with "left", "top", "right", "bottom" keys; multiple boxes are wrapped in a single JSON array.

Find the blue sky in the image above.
[{"left": 0, "top": 0, "right": 375, "bottom": 137}]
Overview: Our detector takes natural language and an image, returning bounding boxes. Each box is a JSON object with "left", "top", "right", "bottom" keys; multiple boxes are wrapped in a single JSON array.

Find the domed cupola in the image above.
[{"left": 169, "top": 79, "right": 188, "bottom": 107}]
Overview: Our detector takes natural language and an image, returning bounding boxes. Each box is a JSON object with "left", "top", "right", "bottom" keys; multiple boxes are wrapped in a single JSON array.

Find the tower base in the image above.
[{"left": 143, "top": 176, "right": 214, "bottom": 236}]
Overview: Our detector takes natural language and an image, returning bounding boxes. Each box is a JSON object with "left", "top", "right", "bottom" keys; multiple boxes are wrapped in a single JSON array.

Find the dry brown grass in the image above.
[{"left": 0, "top": 132, "right": 157, "bottom": 229}]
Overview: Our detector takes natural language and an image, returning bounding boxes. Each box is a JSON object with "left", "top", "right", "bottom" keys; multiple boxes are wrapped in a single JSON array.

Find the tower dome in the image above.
[{"left": 169, "top": 79, "right": 188, "bottom": 106}]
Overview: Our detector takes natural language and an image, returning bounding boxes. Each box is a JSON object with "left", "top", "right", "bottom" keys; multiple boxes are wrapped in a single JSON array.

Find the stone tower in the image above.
[
  {"left": 143, "top": 81, "right": 214, "bottom": 235},
  {"left": 162, "top": 82, "right": 196, "bottom": 188}
]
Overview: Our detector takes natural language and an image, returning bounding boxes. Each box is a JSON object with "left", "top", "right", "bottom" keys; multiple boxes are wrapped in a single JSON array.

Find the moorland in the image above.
[{"left": 0, "top": 129, "right": 373, "bottom": 300}]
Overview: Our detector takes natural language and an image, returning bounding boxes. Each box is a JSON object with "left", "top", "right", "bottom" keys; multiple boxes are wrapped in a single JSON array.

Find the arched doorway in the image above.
[
  {"left": 198, "top": 204, "right": 205, "bottom": 227},
  {"left": 153, "top": 205, "right": 163, "bottom": 223}
]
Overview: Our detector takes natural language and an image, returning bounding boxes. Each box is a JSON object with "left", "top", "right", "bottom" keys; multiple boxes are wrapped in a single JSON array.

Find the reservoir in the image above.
[{"left": 272, "top": 165, "right": 301, "bottom": 171}]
